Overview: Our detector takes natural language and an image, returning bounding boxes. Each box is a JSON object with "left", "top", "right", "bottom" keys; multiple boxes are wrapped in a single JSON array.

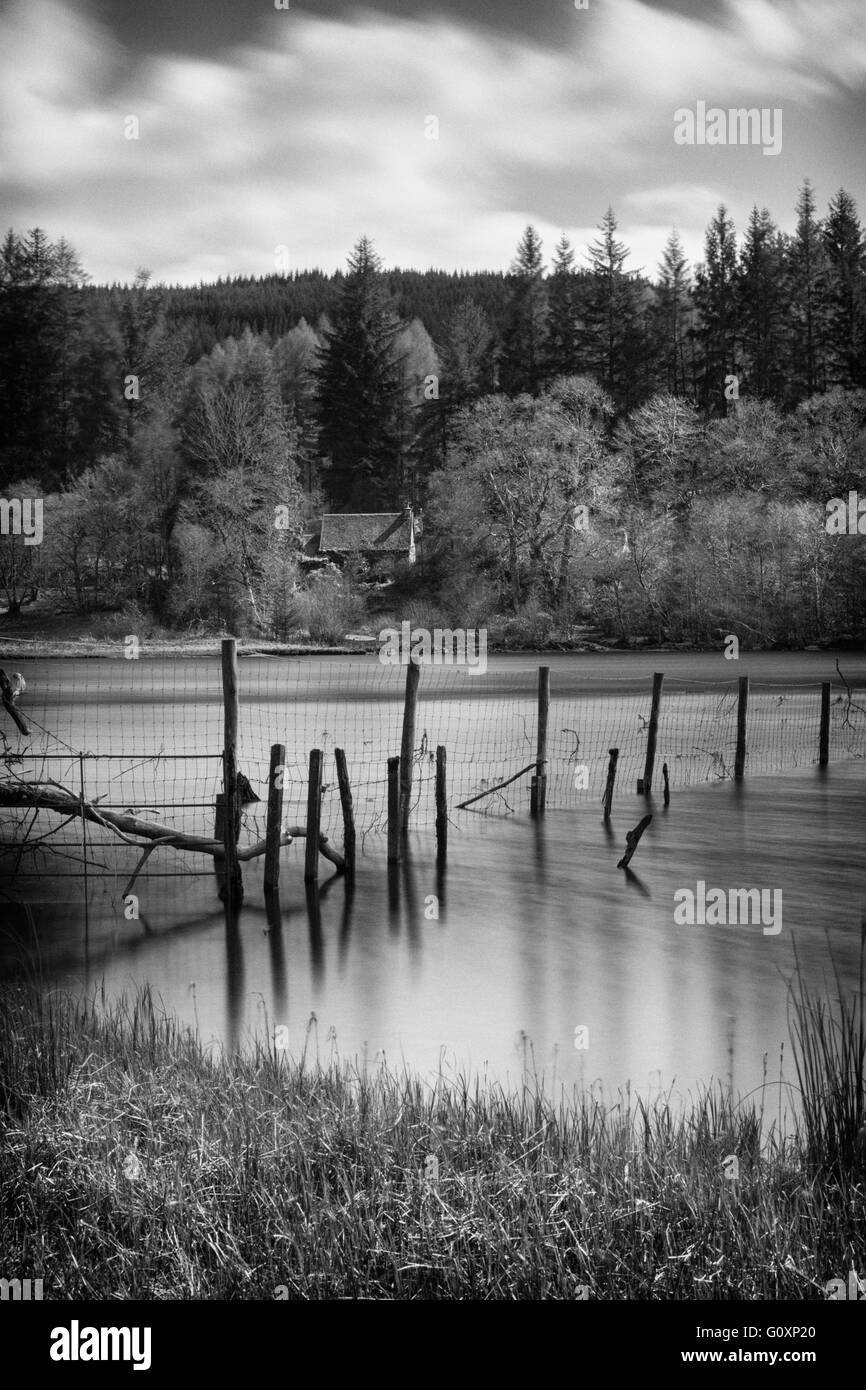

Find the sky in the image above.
[{"left": 0, "top": 0, "right": 864, "bottom": 286}]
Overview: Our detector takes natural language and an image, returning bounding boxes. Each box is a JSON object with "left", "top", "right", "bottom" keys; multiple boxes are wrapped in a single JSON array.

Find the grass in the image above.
[{"left": 0, "top": 948, "right": 863, "bottom": 1301}]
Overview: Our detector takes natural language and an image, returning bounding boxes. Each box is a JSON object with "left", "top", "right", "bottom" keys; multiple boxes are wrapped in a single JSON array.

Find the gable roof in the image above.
[{"left": 319, "top": 513, "right": 412, "bottom": 554}]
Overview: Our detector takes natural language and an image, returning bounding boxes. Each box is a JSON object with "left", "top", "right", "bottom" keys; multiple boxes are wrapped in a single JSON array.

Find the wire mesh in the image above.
[{"left": 1, "top": 653, "right": 864, "bottom": 881}]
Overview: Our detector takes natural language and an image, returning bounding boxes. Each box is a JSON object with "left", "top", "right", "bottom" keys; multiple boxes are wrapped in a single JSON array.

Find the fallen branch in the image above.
[
  {"left": 457, "top": 762, "right": 538, "bottom": 810},
  {"left": 0, "top": 781, "right": 345, "bottom": 874},
  {"left": 617, "top": 814, "right": 652, "bottom": 870}
]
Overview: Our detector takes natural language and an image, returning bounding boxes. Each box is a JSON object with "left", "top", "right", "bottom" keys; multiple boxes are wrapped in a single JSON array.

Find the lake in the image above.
[{"left": 1, "top": 650, "right": 864, "bottom": 1117}]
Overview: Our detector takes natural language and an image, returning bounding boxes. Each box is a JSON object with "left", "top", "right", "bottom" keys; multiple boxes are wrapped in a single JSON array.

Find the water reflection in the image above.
[{"left": 1, "top": 763, "right": 864, "bottom": 1112}]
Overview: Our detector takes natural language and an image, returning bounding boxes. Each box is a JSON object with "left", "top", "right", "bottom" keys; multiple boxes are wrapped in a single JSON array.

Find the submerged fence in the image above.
[{"left": 1, "top": 649, "right": 864, "bottom": 883}]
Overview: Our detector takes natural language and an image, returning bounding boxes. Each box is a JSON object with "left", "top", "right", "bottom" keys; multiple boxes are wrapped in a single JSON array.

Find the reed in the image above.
[{"left": 0, "top": 973, "right": 863, "bottom": 1300}]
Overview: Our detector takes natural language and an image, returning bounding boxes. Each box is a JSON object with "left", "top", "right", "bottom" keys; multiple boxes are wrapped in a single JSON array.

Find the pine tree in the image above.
[
  {"left": 822, "top": 188, "right": 866, "bottom": 388},
  {"left": 785, "top": 180, "right": 829, "bottom": 401},
  {"left": 583, "top": 208, "right": 647, "bottom": 408},
  {"left": 738, "top": 207, "right": 787, "bottom": 400},
  {"left": 692, "top": 206, "right": 739, "bottom": 416},
  {"left": 314, "top": 237, "right": 404, "bottom": 508},
  {"left": 499, "top": 225, "right": 547, "bottom": 396},
  {"left": 0, "top": 227, "right": 88, "bottom": 486},
  {"left": 545, "top": 234, "right": 581, "bottom": 380},
  {"left": 653, "top": 230, "right": 693, "bottom": 396}
]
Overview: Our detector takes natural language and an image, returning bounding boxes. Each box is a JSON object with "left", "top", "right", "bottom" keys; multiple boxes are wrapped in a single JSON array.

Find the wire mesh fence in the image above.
[{"left": 1, "top": 653, "right": 864, "bottom": 881}]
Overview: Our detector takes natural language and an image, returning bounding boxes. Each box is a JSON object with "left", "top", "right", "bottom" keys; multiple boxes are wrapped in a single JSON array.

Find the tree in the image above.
[
  {"left": 499, "top": 226, "right": 547, "bottom": 396},
  {"left": 314, "top": 237, "right": 404, "bottom": 508},
  {"left": 179, "top": 332, "right": 303, "bottom": 632},
  {"left": 429, "top": 385, "right": 614, "bottom": 615},
  {"left": 0, "top": 228, "right": 88, "bottom": 486},
  {"left": 822, "top": 188, "right": 866, "bottom": 389},
  {"left": 738, "top": 207, "right": 788, "bottom": 402},
  {"left": 785, "top": 180, "right": 829, "bottom": 402},
  {"left": 583, "top": 209, "right": 648, "bottom": 409},
  {"left": 545, "top": 234, "right": 581, "bottom": 381},
  {"left": 652, "top": 230, "right": 693, "bottom": 396},
  {"left": 693, "top": 206, "right": 739, "bottom": 416},
  {"left": 392, "top": 317, "right": 439, "bottom": 502}
]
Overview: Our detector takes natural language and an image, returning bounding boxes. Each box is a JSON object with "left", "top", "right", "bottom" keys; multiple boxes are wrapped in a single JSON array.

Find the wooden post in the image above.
[
  {"left": 531, "top": 665, "right": 550, "bottom": 815},
  {"left": 641, "top": 672, "right": 664, "bottom": 796},
  {"left": 214, "top": 791, "right": 240, "bottom": 902},
  {"left": 435, "top": 745, "right": 447, "bottom": 860},
  {"left": 734, "top": 676, "right": 749, "bottom": 780},
  {"left": 819, "top": 682, "right": 830, "bottom": 766},
  {"left": 617, "top": 814, "right": 652, "bottom": 871},
  {"left": 334, "top": 748, "right": 355, "bottom": 876},
  {"left": 305, "top": 749, "right": 323, "bottom": 882},
  {"left": 220, "top": 638, "right": 242, "bottom": 901},
  {"left": 264, "top": 743, "right": 286, "bottom": 892},
  {"left": 400, "top": 659, "right": 420, "bottom": 834},
  {"left": 602, "top": 748, "right": 619, "bottom": 820},
  {"left": 0, "top": 669, "right": 30, "bottom": 735},
  {"left": 662, "top": 761, "right": 670, "bottom": 807},
  {"left": 387, "top": 756, "right": 401, "bottom": 863}
]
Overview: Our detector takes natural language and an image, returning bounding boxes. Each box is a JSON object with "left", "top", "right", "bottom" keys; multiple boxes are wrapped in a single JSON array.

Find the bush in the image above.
[{"left": 292, "top": 567, "right": 369, "bottom": 644}]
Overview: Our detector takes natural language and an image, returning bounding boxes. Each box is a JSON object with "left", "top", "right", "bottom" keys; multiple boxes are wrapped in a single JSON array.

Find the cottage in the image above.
[{"left": 301, "top": 508, "right": 419, "bottom": 575}]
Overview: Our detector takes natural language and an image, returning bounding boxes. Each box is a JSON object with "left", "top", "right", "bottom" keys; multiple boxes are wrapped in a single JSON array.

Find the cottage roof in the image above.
[{"left": 319, "top": 513, "right": 411, "bottom": 554}]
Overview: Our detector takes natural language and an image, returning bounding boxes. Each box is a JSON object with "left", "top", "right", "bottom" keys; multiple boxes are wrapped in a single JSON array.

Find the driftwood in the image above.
[
  {"left": 0, "top": 781, "right": 345, "bottom": 895},
  {"left": 617, "top": 814, "right": 652, "bottom": 870},
  {"left": 0, "top": 670, "right": 29, "bottom": 735}
]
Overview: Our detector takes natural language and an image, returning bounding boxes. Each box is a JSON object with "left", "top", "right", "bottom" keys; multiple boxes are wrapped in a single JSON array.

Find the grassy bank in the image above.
[{"left": 0, "top": 963, "right": 863, "bottom": 1300}]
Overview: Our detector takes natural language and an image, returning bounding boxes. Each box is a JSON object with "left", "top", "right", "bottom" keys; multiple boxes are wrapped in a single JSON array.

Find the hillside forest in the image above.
[{"left": 1, "top": 184, "right": 865, "bottom": 648}]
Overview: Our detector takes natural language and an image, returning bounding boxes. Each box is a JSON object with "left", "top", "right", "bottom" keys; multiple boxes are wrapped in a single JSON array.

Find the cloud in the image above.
[{"left": 0, "top": 0, "right": 862, "bottom": 285}]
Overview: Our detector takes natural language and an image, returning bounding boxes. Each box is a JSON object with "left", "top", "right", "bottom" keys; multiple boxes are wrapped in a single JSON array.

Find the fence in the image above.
[{"left": 1, "top": 651, "right": 864, "bottom": 884}]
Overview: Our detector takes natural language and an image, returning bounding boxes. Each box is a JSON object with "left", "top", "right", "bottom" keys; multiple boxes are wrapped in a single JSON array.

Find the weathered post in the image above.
[
  {"left": 305, "top": 748, "right": 323, "bottom": 882},
  {"left": 640, "top": 672, "right": 664, "bottom": 796},
  {"left": 220, "top": 637, "right": 242, "bottom": 902},
  {"left": 264, "top": 742, "right": 286, "bottom": 892},
  {"left": 531, "top": 665, "right": 550, "bottom": 815},
  {"left": 734, "top": 676, "right": 749, "bottom": 780},
  {"left": 399, "top": 659, "right": 420, "bottom": 834},
  {"left": 214, "top": 792, "right": 240, "bottom": 902},
  {"left": 602, "top": 747, "right": 619, "bottom": 820},
  {"left": 435, "top": 745, "right": 447, "bottom": 860},
  {"left": 662, "top": 761, "right": 670, "bottom": 807},
  {"left": 617, "top": 814, "right": 652, "bottom": 871},
  {"left": 819, "top": 682, "right": 831, "bottom": 767},
  {"left": 0, "top": 669, "right": 30, "bottom": 735},
  {"left": 334, "top": 747, "right": 355, "bottom": 876},
  {"left": 387, "top": 756, "right": 401, "bottom": 863}
]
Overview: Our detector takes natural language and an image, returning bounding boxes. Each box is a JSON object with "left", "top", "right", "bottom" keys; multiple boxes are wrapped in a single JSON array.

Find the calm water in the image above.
[{"left": 1, "top": 652, "right": 864, "bottom": 1111}]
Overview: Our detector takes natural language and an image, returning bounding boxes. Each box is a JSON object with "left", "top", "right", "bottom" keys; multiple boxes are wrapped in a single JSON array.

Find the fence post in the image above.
[
  {"left": 734, "top": 676, "right": 749, "bottom": 780},
  {"left": 639, "top": 672, "right": 664, "bottom": 796},
  {"left": 264, "top": 742, "right": 286, "bottom": 892},
  {"left": 400, "top": 659, "right": 421, "bottom": 834},
  {"left": 387, "top": 756, "right": 401, "bottom": 862},
  {"left": 334, "top": 748, "right": 355, "bottom": 876},
  {"left": 220, "top": 637, "right": 242, "bottom": 902},
  {"left": 819, "top": 682, "right": 831, "bottom": 766},
  {"left": 305, "top": 749, "right": 323, "bottom": 882},
  {"left": 531, "top": 665, "right": 550, "bottom": 815},
  {"left": 602, "top": 747, "right": 619, "bottom": 820},
  {"left": 436, "top": 745, "right": 447, "bottom": 860}
]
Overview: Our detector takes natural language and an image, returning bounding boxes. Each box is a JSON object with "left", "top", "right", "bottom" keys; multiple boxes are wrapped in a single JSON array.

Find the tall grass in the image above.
[
  {"left": 788, "top": 917, "right": 866, "bottom": 1183},
  {"left": 0, "top": 962, "right": 863, "bottom": 1300}
]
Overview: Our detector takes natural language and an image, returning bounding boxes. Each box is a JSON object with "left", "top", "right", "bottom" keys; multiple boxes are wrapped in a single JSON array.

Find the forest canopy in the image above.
[{"left": 1, "top": 185, "right": 864, "bottom": 649}]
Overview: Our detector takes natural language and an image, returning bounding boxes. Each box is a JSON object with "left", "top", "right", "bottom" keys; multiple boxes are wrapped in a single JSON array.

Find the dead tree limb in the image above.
[
  {"left": 0, "top": 781, "right": 345, "bottom": 874},
  {"left": 457, "top": 762, "right": 538, "bottom": 810}
]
